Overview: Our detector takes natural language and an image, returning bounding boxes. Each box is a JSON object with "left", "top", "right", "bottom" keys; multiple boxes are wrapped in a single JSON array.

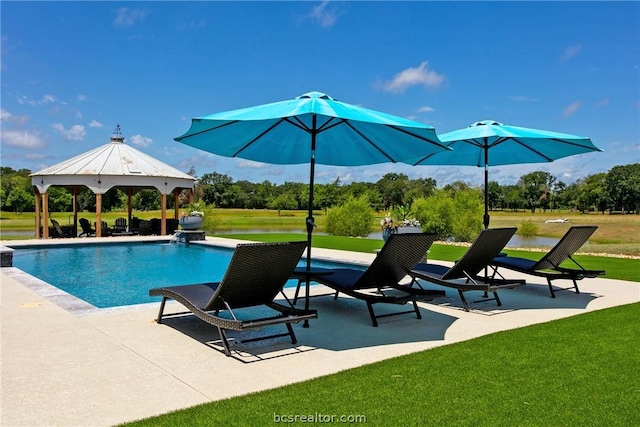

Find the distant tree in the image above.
[
  {"left": 576, "top": 173, "right": 608, "bottom": 213},
  {"left": 606, "top": 163, "right": 640, "bottom": 213},
  {"left": 5, "top": 185, "right": 33, "bottom": 213},
  {"left": 518, "top": 171, "right": 554, "bottom": 213},
  {"left": 47, "top": 187, "right": 73, "bottom": 212},
  {"left": 486, "top": 181, "right": 502, "bottom": 211},
  {"left": 268, "top": 193, "right": 297, "bottom": 216},
  {"left": 376, "top": 173, "right": 410, "bottom": 210},
  {"left": 198, "top": 172, "right": 233, "bottom": 207}
]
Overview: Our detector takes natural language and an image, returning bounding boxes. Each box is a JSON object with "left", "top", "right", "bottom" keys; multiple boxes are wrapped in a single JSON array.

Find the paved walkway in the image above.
[{"left": 1, "top": 236, "right": 638, "bottom": 426}]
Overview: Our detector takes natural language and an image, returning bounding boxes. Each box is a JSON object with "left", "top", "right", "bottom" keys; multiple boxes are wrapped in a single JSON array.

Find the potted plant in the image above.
[{"left": 179, "top": 202, "right": 204, "bottom": 230}]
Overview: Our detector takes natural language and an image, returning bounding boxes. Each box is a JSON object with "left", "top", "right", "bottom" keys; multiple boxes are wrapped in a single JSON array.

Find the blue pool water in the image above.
[{"left": 12, "top": 243, "right": 361, "bottom": 309}]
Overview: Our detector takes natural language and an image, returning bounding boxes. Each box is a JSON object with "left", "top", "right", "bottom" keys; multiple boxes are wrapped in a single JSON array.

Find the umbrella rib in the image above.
[
  {"left": 174, "top": 120, "right": 239, "bottom": 142},
  {"left": 284, "top": 116, "right": 313, "bottom": 133},
  {"left": 388, "top": 125, "right": 450, "bottom": 150},
  {"left": 232, "top": 119, "right": 289, "bottom": 157},
  {"left": 343, "top": 122, "right": 396, "bottom": 162}
]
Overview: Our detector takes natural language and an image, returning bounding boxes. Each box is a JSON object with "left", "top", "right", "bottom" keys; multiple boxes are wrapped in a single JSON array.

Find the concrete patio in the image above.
[{"left": 1, "top": 236, "right": 638, "bottom": 426}]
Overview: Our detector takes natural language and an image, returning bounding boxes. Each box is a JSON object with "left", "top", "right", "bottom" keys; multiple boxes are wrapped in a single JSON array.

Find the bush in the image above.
[
  {"left": 325, "top": 196, "right": 374, "bottom": 237},
  {"left": 412, "top": 192, "right": 455, "bottom": 240},
  {"left": 412, "top": 189, "right": 483, "bottom": 242},
  {"left": 518, "top": 219, "right": 538, "bottom": 237},
  {"left": 451, "top": 189, "right": 483, "bottom": 242}
]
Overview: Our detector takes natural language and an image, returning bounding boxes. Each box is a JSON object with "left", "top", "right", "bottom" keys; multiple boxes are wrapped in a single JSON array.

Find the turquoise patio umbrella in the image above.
[
  {"left": 175, "top": 91, "right": 449, "bottom": 318},
  {"left": 405, "top": 120, "right": 602, "bottom": 228}
]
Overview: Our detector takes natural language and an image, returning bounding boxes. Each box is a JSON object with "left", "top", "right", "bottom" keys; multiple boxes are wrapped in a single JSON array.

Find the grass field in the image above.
[
  {"left": 2, "top": 208, "right": 638, "bottom": 256},
  {"left": 122, "top": 302, "right": 640, "bottom": 426}
]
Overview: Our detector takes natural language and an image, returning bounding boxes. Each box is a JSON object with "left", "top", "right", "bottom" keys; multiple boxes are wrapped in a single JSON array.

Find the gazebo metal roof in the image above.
[{"left": 31, "top": 128, "right": 195, "bottom": 194}]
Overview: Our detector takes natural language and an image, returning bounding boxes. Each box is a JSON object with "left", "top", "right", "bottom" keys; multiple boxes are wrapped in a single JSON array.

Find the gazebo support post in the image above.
[
  {"left": 72, "top": 186, "right": 78, "bottom": 237},
  {"left": 173, "top": 189, "right": 180, "bottom": 220},
  {"left": 42, "top": 192, "right": 49, "bottom": 239},
  {"left": 127, "top": 187, "right": 133, "bottom": 232},
  {"left": 161, "top": 194, "right": 167, "bottom": 235},
  {"left": 34, "top": 189, "right": 42, "bottom": 238},
  {"left": 96, "top": 194, "right": 102, "bottom": 237}
]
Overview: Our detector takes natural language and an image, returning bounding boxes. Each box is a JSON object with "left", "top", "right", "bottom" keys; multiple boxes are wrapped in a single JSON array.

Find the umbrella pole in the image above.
[
  {"left": 483, "top": 143, "right": 490, "bottom": 229},
  {"left": 303, "top": 116, "right": 318, "bottom": 327}
]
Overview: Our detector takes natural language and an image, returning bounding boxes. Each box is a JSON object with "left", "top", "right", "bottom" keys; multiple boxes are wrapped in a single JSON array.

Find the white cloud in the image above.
[
  {"left": 1, "top": 129, "right": 44, "bottom": 149},
  {"left": 237, "top": 159, "right": 268, "bottom": 169},
  {"left": 418, "top": 106, "right": 435, "bottom": 113},
  {"left": 307, "top": 1, "right": 342, "bottom": 27},
  {"left": 595, "top": 98, "right": 610, "bottom": 107},
  {"left": 383, "top": 62, "right": 445, "bottom": 94},
  {"left": 510, "top": 95, "right": 537, "bottom": 102},
  {"left": 77, "top": 94, "right": 87, "bottom": 102},
  {"left": 114, "top": 8, "right": 149, "bottom": 27},
  {"left": 51, "top": 123, "right": 86, "bottom": 141},
  {"left": 89, "top": 120, "right": 103, "bottom": 128},
  {"left": 562, "top": 101, "right": 582, "bottom": 117},
  {"left": 0, "top": 108, "right": 29, "bottom": 124},
  {"left": 129, "top": 134, "right": 152, "bottom": 147},
  {"left": 17, "top": 94, "right": 57, "bottom": 106},
  {"left": 562, "top": 44, "right": 582, "bottom": 62}
]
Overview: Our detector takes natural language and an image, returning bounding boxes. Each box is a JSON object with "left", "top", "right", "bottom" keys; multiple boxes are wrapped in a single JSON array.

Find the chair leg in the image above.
[
  {"left": 547, "top": 279, "right": 556, "bottom": 298},
  {"left": 573, "top": 279, "right": 580, "bottom": 294},
  {"left": 493, "top": 291, "right": 502, "bottom": 306},
  {"left": 292, "top": 279, "right": 302, "bottom": 305},
  {"left": 458, "top": 289, "right": 470, "bottom": 312},
  {"left": 412, "top": 300, "right": 422, "bottom": 319},
  {"left": 156, "top": 297, "right": 167, "bottom": 323},
  {"left": 366, "top": 302, "right": 379, "bottom": 327},
  {"left": 286, "top": 323, "right": 298, "bottom": 344},
  {"left": 216, "top": 326, "right": 232, "bottom": 356}
]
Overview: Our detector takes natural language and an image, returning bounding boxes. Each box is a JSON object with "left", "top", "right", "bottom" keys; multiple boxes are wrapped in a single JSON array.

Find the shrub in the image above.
[
  {"left": 518, "top": 219, "right": 538, "bottom": 237},
  {"left": 451, "top": 189, "right": 483, "bottom": 242},
  {"left": 325, "top": 196, "right": 374, "bottom": 237},
  {"left": 412, "top": 192, "right": 455, "bottom": 240},
  {"left": 413, "top": 189, "right": 483, "bottom": 242}
]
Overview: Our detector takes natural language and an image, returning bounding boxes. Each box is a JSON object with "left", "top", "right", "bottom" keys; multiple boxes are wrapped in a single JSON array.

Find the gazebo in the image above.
[{"left": 30, "top": 126, "right": 196, "bottom": 238}]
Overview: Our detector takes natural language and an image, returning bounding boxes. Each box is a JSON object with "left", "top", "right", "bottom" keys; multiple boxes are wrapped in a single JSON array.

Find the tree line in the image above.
[{"left": 1, "top": 163, "right": 639, "bottom": 215}]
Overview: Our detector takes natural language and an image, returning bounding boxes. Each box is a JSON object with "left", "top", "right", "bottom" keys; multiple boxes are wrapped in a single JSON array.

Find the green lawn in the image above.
[{"left": 122, "top": 302, "right": 640, "bottom": 426}]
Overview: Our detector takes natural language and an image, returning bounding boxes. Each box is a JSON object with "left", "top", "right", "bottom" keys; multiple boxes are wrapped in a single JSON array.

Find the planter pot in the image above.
[
  {"left": 179, "top": 215, "right": 203, "bottom": 231},
  {"left": 382, "top": 227, "right": 397, "bottom": 242}
]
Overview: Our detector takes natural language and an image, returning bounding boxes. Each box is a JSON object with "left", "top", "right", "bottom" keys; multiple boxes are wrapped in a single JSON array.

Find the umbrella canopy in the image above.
[
  {"left": 406, "top": 120, "right": 602, "bottom": 228},
  {"left": 175, "top": 91, "right": 449, "bottom": 317}
]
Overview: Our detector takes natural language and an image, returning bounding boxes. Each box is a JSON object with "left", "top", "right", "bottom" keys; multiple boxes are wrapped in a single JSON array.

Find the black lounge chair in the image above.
[
  {"left": 149, "top": 241, "right": 316, "bottom": 356},
  {"left": 490, "top": 226, "right": 605, "bottom": 298},
  {"left": 409, "top": 228, "right": 525, "bottom": 312},
  {"left": 50, "top": 219, "right": 74, "bottom": 238},
  {"left": 304, "top": 233, "right": 444, "bottom": 327},
  {"left": 78, "top": 218, "right": 95, "bottom": 237}
]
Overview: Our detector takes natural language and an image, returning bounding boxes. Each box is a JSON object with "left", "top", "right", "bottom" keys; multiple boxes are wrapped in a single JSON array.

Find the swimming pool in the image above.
[{"left": 11, "top": 242, "right": 362, "bottom": 309}]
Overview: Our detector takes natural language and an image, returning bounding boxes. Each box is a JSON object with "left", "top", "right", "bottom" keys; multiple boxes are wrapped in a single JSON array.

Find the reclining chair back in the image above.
[
  {"left": 204, "top": 241, "right": 307, "bottom": 311},
  {"left": 442, "top": 228, "right": 517, "bottom": 280},
  {"left": 534, "top": 226, "right": 597, "bottom": 270},
  {"left": 355, "top": 233, "right": 436, "bottom": 290}
]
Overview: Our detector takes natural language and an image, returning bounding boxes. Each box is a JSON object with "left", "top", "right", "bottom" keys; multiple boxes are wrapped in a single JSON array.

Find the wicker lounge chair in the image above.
[
  {"left": 409, "top": 228, "right": 525, "bottom": 311},
  {"left": 50, "top": 219, "right": 74, "bottom": 238},
  {"left": 490, "top": 226, "right": 604, "bottom": 297},
  {"left": 149, "top": 241, "right": 316, "bottom": 356},
  {"left": 303, "top": 233, "right": 444, "bottom": 327},
  {"left": 78, "top": 218, "right": 95, "bottom": 237}
]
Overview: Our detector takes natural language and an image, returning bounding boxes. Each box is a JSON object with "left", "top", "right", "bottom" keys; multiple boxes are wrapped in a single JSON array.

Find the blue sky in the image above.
[{"left": 1, "top": 1, "right": 639, "bottom": 187}]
